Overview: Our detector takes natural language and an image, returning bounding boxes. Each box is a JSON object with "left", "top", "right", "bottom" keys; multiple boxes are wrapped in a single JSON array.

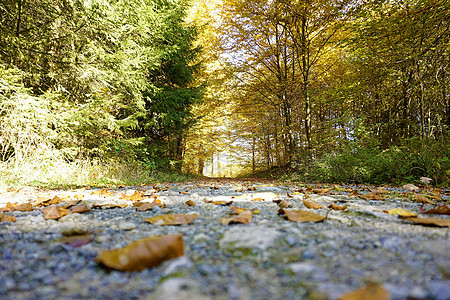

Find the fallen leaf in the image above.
[
  {"left": 274, "top": 199, "right": 293, "bottom": 209},
  {"left": 0, "top": 213, "right": 16, "bottom": 222},
  {"left": 404, "top": 217, "right": 450, "bottom": 227},
  {"left": 235, "top": 187, "right": 244, "bottom": 192},
  {"left": 179, "top": 191, "right": 189, "bottom": 195},
  {"left": 287, "top": 192, "right": 293, "bottom": 198},
  {"left": 71, "top": 204, "right": 91, "bottom": 214},
  {"left": 279, "top": 209, "right": 326, "bottom": 223},
  {"left": 247, "top": 186, "right": 256, "bottom": 191},
  {"left": 420, "top": 177, "right": 432, "bottom": 185},
  {"left": 74, "top": 194, "right": 84, "bottom": 200},
  {"left": 303, "top": 199, "right": 325, "bottom": 209},
  {"left": 328, "top": 203, "right": 348, "bottom": 211},
  {"left": 10, "top": 203, "right": 33, "bottom": 212},
  {"left": 185, "top": 200, "right": 196, "bottom": 206},
  {"left": 414, "top": 193, "right": 434, "bottom": 204},
  {"left": 252, "top": 197, "right": 265, "bottom": 202},
  {"left": 363, "top": 192, "right": 384, "bottom": 201},
  {"left": 144, "top": 214, "right": 198, "bottom": 225},
  {"left": 403, "top": 184, "right": 419, "bottom": 191},
  {"left": 58, "top": 234, "right": 93, "bottom": 249},
  {"left": 230, "top": 206, "right": 259, "bottom": 214},
  {"left": 34, "top": 196, "right": 52, "bottom": 207},
  {"left": 422, "top": 204, "right": 450, "bottom": 215},
  {"left": 384, "top": 208, "right": 418, "bottom": 218},
  {"left": 209, "top": 201, "right": 233, "bottom": 206},
  {"left": 221, "top": 211, "right": 252, "bottom": 225},
  {"left": 96, "top": 234, "right": 184, "bottom": 271},
  {"left": 338, "top": 282, "right": 390, "bottom": 300},
  {"left": 91, "top": 203, "right": 128, "bottom": 209},
  {"left": 63, "top": 200, "right": 82, "bottom": 209},
  {"left": 133, "top": 202, "right": 158, "bottom": 211},
  {"left": 41, "top": 206, "right": 70, "bottom": 220},
  {"left": 91, "top": 188, "right": 113, "bottom": 197},
  {"left": 120, "top": 191, "right": 142, "bottom": 201},
  {"left": 312, "top": 188, "right": 331, "bottom": 195}
]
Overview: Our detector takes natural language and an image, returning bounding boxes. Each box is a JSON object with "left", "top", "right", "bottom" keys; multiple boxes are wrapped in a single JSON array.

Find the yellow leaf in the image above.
[
  {"left": 144, "top": 214, "right": 198, "bottom": 225},
  {"left": 0, "top": 213, "right": 16, "bottom": 222},
  {"left": 338, "top": 282, "right": 390, "bottom": 300},
  {"left": 384, "top": 208, "right": 417, "bottom": 218},
  {"left": 252, "top": 197, "right": 265, "bottom": 202},
  {"left": 120, "top": 191, "right": 143, "bottom": 201},
  {"left": 328, "top": 203, "right": 348, "bottom": 211},
  {"left": 96, "top": 234, "right": 184, "bottom": 271}
]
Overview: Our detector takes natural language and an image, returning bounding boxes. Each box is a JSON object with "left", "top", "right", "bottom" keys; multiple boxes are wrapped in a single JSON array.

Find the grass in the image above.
[{"left": 0, "top": 152, "right": 194, "bottom": 192}]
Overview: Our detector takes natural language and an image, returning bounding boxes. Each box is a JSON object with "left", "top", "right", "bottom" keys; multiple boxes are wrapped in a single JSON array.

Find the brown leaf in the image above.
[
  {"left": 414, "top": 193, "right": 434, "bottom": 205},
  {"left": 91, "top": 203, "right": 128, "bottom": 209},
  {"left": 133, "top": 202, "right": 158, "bottom": 211},
  {"left": 280, "top": 209, "right": 326, "bottom": 223},
  {"left": 274, "top": 199, "right": 293, "bottom": 209},
  {"left": 384, "top": 208, "right": 418, "bottom": 218},
  {"left": 120, "top": 191, "right": 143, "bottom": 201},
  {"left": 0, "top": 213, "right": 16, "bottom": 222},
  {"left": 247, "top": 186, "right": 256, "bottom": 191},
  {"left": 91, "top": 188, "right": 113, "bottom": 197},
  {"left": 96, "top": 234, "right": 184, "bottom": 271},
  {"left": 403, "top": 184, "right": 419, "bottom": 191},
  {"left": 287, "top": 192, "right": 293, "bottom": 198},
  {"left": 404, "top": 217, "right": 450, "bottom": 227},
  {"left": 11, "top": 203, "right": 33, "bottom": 212},
  {"left": 230, "top": 206, "right": 259, "bottom": 214},
  {"left": 71, "top": 204, "right": 91, "bottom": 214},
  {"left": 210, "top": 201, "right": 233, "bottom": 206},
  {"left": 41, "top": 206, "right": 70, "bottom": 220},
  {"left": 63, "top": 199, "right": 82, "bottom": 209},
  {"left": 179, "top": 191, "right": 189, "bottom": 195},
  {"left": 328, "top": 203, "right": 348, "bottom": 211},
  {"left": 363, "top": 192, "right": 384, "bottom": 201},
  {"left": 338, "top": 282, "right": 390, "bottom": 300},
  {"left": 312, "top": 188, "right": 331, "bottom": 195},
  {"left": 185, "top": 200, "right": 196, "bottom": 206},
  {"left": 221, "top": 211, "right": 252, "bottom": 225},
  {"left": 422, "top": 204, "right": 450, "bottom": 215},
  {"left": 303, "top": 199, "right": 326, "bottom": 209},
  {"left": 144, "top": 214, "right": 198, "bottom": 225},
  {"left": 34, "top": 196, "right": 52, "bottom": 207}
]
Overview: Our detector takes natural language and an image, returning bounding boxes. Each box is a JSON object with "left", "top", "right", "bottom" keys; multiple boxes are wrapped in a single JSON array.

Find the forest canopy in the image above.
[{"left": 0, "top": 0, "right": 449, "bottom": 186}]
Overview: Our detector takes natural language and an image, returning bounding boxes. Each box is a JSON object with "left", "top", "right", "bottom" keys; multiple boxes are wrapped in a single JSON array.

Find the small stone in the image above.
[
  {"left": 117, "top": 221, "right": 137, "bottom": 231},
  {"left": 145, "top": 278, "right": 210, "bottom": 300},
  {"left": 192, "top": 233, "right": 209, "bottom": 244},
  {"left": 219, "top": 225, "right": 282, "bottom": 253}
]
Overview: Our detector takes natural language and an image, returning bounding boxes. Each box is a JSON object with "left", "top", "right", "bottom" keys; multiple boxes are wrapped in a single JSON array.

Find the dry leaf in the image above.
[
  {"left": 133, "top": 202, "right": 158, "bottom": 211},
  {"left": 280, "top": 209, "right": 326, "bottom": 223},
  {"left": 247, "top": 186, "right": 256, "bottom": 191},
  {"left": 63, "top": 199, "right": 82, "bottom": 209},
  {"left": 49, "top": 196, "right": 63, "bottom": 205},
  {"left": 210, "top": 201, "right": 233, "bottom": 206},
  {"left": 0, "top": 213, "right": 16, "bottom": 222},
  {"left": 96, "top": 234, "right": 184, "bottom": 271},
  {"left": 74, "top": 194, "right": 84, "bottom": 200},
  {"left": 303, "top": 199, "right": 325, "bottom": 209},
  {"left": 221, "top": 211, "right": 252, "bottom": 225},
  {"left": 185, "top": 200, "right": 196, "bottom": 206},
  {"left": 414, "top": 193, "right": 434, "bottom": 204},
  {"left": 58, "top": 234, "right": 93, "bottom": 248},
  {"left": 252, "top": 197, "right": 265, "bottom": 202},
  {"left": 384, "top": 208, "right": 418, "bottom": 218},
  {"left": 338, "top": 282, "right": 390, "bottom": 300},
  {"left": 91, "top": 188, "right": 113, "bottom": 197},
  {"left": 34, "top": 196, "right": 52, "bottom": 207},
  {"left": 328, "top": 203, "right": 348, "bottom": 211},
  {"left": 420, "top": 177, "right": 432, "bottom": 185},
  {"left": 363, "top": 192, "right": 384, "bottom": 201},
  {"left": 404, "top": 217, "right": 450, "bottom": 227},
  {"left": 120, "top": 191, "right": 142, "bottom": 201},
  {"left": 422, "top": 204, "right": 450, "bottom": 215},
  {"left": 91, "top": 203, "right": 128, "bottom": 209},
  {"left": 312, "top": 188, "right": 331, "bottom": 195},
  {"left": 10, "top": 203, "right": 33, "bottom": 212},
  {"left": 235, "top": 187, "right": 244, "bottom": 192},
  {"left": 179, "top": 191, "right": 189, "bottom": 195},
  {"left": 71, "top": 204, "right": 91, "bottom": 214},
  {"left": 144, "top": 214, "right": 198, "bottom": 225},
  {"left": 230, "top": 206, "right": 259, "bottom": 214},
  {"left": 403, "top": 184, "right": 419, "bottom": 191},
  {"left": 274, "top": 199, "right": 293, "bottom": 209},
  {"left": 41, "top": 206, "right": 70, "bottom": 220},
  {"left": 287, "top": 192, "right": 293, "bottom": 198}
]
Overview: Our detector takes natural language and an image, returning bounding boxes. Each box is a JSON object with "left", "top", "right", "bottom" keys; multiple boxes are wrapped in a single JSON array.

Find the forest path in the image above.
[{"left": 1, "top": 180, "right": 449, "bottom": 299}]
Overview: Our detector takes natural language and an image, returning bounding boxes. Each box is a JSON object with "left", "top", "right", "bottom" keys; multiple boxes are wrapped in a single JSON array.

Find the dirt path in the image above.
[{"left": 1, "top": 180, "right": 449, "bottom": 299}]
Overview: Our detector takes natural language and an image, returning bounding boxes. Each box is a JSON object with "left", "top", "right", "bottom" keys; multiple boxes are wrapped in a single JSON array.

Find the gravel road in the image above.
[{"left": 1, "top": 179, "right": 449, "bottom": 300}]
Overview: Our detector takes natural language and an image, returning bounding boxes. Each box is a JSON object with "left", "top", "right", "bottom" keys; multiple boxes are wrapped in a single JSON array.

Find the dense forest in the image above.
[{"left": 0, "top": 0, "right": 449, "bottom": 186}]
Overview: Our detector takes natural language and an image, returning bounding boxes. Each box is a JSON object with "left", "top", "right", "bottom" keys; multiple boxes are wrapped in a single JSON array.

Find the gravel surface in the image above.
[{"left": 0, "top": 179, "right": 449, "bottom": 300}]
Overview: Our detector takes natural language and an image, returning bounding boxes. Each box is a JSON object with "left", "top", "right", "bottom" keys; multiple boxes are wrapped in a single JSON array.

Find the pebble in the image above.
[{"left": 0, "top": 180, "right": 449, "bottom": 300}]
